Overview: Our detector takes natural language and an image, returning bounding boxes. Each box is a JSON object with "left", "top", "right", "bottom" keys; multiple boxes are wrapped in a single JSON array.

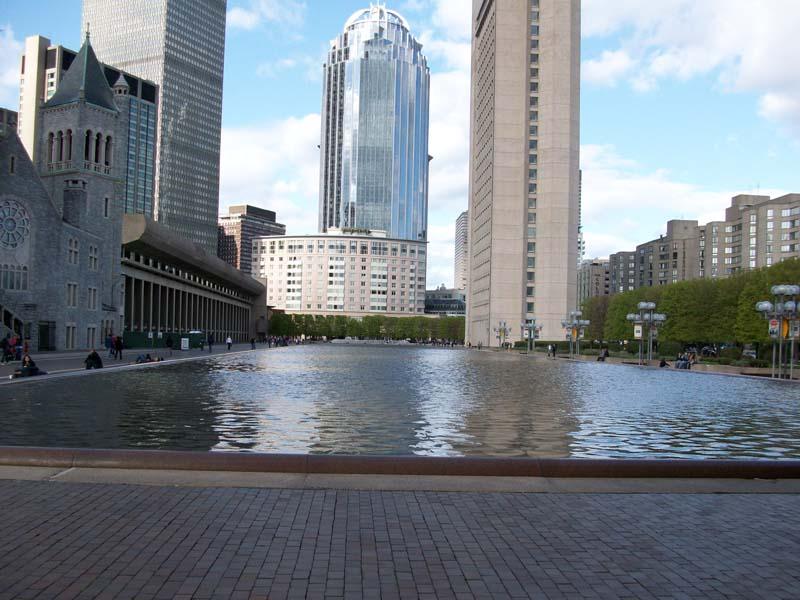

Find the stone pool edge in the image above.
[{"left": 1, "top": 446, "right": 799, "bottom": 479}]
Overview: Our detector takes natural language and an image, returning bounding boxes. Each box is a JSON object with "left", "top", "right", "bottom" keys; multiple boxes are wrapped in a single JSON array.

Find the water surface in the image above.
[{"left": 0, "top": 345, "right": 797, "bottom": 458}]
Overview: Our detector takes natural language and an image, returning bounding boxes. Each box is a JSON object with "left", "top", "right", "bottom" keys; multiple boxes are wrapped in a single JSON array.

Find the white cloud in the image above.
[
  {"left": 256, "top": 55, "right": 321, "bottom": 82},
  {"left": 0, "top": 25, "right": 22, "bottom": 108},
  {"left": 219, "top": 114, "right": 321, "bottom": 235},
  {"left": 581, "top": 0, "right": 800, "bottom": 135},
  {"left": 580, "top": 144, "right": 786, "bottom": 258},
  {"left": 227, "top": 0, "right": 306, "bottom": 30},
  {"left": 582, "top": 50, "right": 634, "bottom": 87}
]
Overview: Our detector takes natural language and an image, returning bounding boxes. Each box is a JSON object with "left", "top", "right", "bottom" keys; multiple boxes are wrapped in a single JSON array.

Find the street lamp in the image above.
[
  {"left": 626, "top": 301, "right": 667, "bottom": 365},
  {"left": 521, "top": 319, "right": 543, "bottom": 354},
  {"left": 493, "top": 320, "right": 511, "bottom": 350},
  {"left": 561, "top": 310, "right": 590, "bottom": 359},
  {"left": 755, "top": 284, "right": 799, "bottom": 379}
]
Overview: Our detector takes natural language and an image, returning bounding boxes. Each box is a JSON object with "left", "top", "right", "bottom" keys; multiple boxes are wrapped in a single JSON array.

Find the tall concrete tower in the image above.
[
  {"left": 318, "top": 4, "right": 431, "bottom": 243},
  {"left": 466, "top": 0, "right": 580, "bottom": 346},
  {"left": 81, "top": 0, "right": 227, "bottom": 254}
]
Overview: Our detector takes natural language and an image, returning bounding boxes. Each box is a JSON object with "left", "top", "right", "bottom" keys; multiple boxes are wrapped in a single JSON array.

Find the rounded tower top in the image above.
[{"left": 344, "top": 3, "right": 409, "bottom": 32}]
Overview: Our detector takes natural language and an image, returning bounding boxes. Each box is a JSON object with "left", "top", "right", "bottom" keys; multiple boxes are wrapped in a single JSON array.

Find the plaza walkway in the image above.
[{"left": 0, "top": 471, "right": 799, "bottom": 599}]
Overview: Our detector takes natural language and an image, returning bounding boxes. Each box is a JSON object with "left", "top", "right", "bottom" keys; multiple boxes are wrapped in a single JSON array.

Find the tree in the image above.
[{"left": 582, "top": 296, "right": 610, "bottom": 341}]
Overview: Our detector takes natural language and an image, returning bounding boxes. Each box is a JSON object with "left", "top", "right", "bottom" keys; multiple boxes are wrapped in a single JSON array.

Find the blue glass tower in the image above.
[{"left": 319, "top": 4, "right": 430, "bottom": 242}]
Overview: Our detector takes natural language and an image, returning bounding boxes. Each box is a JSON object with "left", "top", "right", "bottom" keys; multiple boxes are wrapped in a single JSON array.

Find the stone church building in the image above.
[{"left": 0, "top": 35, "right": 126, "bottom": 351}]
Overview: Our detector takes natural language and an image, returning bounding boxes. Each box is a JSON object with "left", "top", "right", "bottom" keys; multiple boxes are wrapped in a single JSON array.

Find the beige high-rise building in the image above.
[{"left": 466, "top": 0, "right": 580, "bottom": 346}]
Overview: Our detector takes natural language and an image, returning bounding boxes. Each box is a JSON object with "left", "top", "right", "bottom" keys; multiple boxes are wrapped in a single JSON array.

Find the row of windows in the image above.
[{"left": 66, "top": 284, "right": 99, "bottom": 310}]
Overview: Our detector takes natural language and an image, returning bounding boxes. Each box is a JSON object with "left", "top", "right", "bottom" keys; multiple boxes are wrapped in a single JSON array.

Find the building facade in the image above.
[
  {"left": 123, "top": 215, "right": 267, "bottom": 344},
  {"left": 577, "top": 259, "right": 609, "bottom": 304},
  {"left": 81, "top": 0, "right": 227, "bottom": 253},
  {"left": 218, "top": 205, "right": 286, "bottom": 274},
  {"left": 466, "top": 0, "right": 581, "bottom": 346},
  {"left": 318, "top": 4, "right": 430, "bottom": 243},
  {"left": 606, "top": 194, "right": 800, "bottom": 294},
  {"left": 609, "top": 251, "right": 637, "bottom": 295},
  {"left": 634, "top": 220, "right": 701, "bottom": 288},
  {"left": 18, "top": 35, "right": 158, "bottom": 218},
  {"left": 0, "top": 36, "right": 126, "bottom": 351},
  {"left": 425, "top": 286, "right": 466, "bottom": 316},
  {"left": 252, "top": 231, "right": 427, "bottom": 317},
  {"left": 454, "top": 210, "right": 469, "bottom": 290}
]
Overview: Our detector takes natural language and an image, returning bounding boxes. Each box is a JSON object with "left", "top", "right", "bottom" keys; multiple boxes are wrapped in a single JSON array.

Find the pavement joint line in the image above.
[{"left": 48, "top": 467, "right": 75, "bottom": 481}]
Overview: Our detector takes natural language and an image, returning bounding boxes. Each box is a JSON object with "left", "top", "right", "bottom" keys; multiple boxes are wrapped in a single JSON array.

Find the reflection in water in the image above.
[{"left": 0, "top": 345, "right": 798, "bottom": 458}]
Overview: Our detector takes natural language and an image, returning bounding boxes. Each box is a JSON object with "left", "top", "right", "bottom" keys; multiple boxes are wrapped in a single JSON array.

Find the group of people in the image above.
[
  {"left": 1, "top": 334, "right": 27, "bottom": 364},
  {"left": 104, "top": 335, "right": 125, "bottom": 360}
]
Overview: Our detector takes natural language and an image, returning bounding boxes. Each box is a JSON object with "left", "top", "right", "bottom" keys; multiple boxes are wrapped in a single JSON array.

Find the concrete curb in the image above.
[{"left": 1, "top": 447, "right": 799, "bottom": 479}]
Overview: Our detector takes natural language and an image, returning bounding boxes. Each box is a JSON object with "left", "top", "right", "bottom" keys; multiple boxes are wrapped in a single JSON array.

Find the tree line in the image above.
[
  {"left": 269, "top": 313, "right": 465, "bottom": 342},
  {"left": 582, "top": 258, "right": 800, "bottom": 344}
]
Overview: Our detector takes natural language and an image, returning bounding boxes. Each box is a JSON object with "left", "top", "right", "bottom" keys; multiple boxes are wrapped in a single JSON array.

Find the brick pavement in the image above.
[{"left": 0, "top": 480, "right": 799, "bottom": 599}]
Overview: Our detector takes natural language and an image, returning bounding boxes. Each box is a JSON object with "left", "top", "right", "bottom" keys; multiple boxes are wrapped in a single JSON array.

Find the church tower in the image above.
[{"left": 36, "top": 32, "right": 125, "bottom": 342}]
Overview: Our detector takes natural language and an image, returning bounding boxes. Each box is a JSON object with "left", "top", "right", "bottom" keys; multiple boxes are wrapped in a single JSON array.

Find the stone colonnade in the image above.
[{"left": 122, "top": 272, "right": 252, "bottom": 343}]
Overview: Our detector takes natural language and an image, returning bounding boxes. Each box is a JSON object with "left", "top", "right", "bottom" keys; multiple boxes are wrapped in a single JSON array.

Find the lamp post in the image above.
[
  {"left": 756, "top": 284, "right": 799, "bottom": 379},
  {"left": 521, "top": 319, "right": 543, "bottom": 354},
  {"left": 626, "top": 302, "right": 667, "bottom": 365},
  {"left": 561, "top": 311, "right": 590, "bottom": 359},
  {"left": 493, "top": 320, "right": 511, "bottom": 350}
]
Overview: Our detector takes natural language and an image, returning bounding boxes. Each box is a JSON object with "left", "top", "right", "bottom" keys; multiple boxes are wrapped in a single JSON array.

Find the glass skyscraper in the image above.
[
  {"left": 80, "top": 0, "right": 227, "bottom": 254},
  {"left": 319, "top": 4, "right": 430, "bottom": 243}
]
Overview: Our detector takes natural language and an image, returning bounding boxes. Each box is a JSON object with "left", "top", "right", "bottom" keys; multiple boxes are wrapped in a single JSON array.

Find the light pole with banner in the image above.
[
  {"left": 521, "top": 319, "right": 543, "bottom": 354},
  {"left": 626, "top": 302, "right": 666, "bottom": 365},
  {"left": 494, "top": 320, "right": 511, "bottom": 349},
  {"left": 561, "top": 311, "right": 590, "bottom": 359},
  {"left": 756, "top": 284, "right": 799, "bottom": 379}
]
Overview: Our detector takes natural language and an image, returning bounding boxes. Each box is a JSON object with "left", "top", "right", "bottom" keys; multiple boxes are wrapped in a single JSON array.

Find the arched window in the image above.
[
  {"left": 104, "top": 136, "right": 112, "bottom": 166},
  {"left": 66, "top": 130, "right": 73, "bottom": 161},
  {"left": 48, "top": 132, "right": 55, "bottom": 164},
  {"left": 94, "top": 132, "right": 103, "bottom": 163},
  {"left": 84, "top": 130, "right": 92, "bottom": 161},
  {"left": 56, "top": 131, "right": 64, "bottom": 162}
]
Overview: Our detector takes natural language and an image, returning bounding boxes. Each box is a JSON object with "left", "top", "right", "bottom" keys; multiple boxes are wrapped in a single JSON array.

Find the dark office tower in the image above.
[{"left": 81, "top": 0, "right": 227, "bottom": 253}]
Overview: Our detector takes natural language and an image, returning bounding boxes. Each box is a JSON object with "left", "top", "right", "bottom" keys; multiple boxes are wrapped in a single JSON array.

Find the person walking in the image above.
[
  {"left": 226, "top": 335, "right": 233, "bottom": 351},
  {"left": 250, "top": 337, "right": 256, "bottom": 350},
  {"left": 113, "top": 335, "right": 123, "bottom": 360},
  {"left": 165, "top": 334, "right": 174, "bottom": 356},
  {"left": 207, "top": 333, "right": 214, "bottom": 353},
  {"left": 105, "top": 334, "right": 113, "bottom": 358}
]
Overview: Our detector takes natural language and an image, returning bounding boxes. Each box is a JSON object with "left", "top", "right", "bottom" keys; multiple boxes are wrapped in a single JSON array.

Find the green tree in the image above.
[{"left": 582, "top": 296, "right": 610, "bottom": 341}]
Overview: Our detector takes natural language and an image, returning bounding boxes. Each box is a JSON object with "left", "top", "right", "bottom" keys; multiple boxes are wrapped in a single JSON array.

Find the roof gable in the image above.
[{"left": 44, "top": 35, "right": 117, "bottom": 112}]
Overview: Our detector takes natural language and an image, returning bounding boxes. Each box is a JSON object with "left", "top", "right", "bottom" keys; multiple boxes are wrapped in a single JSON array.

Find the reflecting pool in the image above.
[{"left": 0, "top": 346, "right": 798, "bottom": 458}]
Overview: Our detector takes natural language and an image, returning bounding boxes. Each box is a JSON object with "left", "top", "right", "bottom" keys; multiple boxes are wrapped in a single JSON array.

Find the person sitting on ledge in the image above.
[
  {"left": 659, "top": 358, "right": 670, "bottom": 368},
  {"left": 84, "top": 349, "right": 103, "bottom": 370},
  {"left": 11, "top": 354, "right": 43, "bottom": 378}
]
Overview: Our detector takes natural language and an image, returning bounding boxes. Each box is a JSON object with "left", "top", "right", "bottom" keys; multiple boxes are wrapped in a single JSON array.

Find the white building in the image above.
[
  {"left": 454, "top": 211, "right": 469, "bottom": 290},
  {"left": 252, "top": 230, "right": 427, "bottom": 317}
]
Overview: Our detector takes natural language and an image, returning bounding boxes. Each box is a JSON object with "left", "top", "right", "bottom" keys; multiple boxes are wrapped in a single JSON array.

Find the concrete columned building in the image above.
[
  {"left": 81, "top": 0, "right": 227, "bottom": 253},
  {"left": 454, "top": 211, "right": 469, "bottom": 290},
  {"left": 466, "top": 0, "right": 581, "bottom": 346},
  {"left": 318, "top": 4, "right": 430, "bottom": 244}
]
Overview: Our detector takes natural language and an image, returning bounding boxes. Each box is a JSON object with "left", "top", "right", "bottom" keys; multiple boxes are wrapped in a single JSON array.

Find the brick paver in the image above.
[{"left": 0, "top": 480, "right": 799, "bottom": 599}]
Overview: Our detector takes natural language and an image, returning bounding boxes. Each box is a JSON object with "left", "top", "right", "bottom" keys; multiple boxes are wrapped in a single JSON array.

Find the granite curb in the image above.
[{"left": 1, "top": 446, "right": 799, "bottom": 478}]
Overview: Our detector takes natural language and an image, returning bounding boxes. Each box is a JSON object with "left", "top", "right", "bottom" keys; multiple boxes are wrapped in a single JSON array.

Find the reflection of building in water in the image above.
[{"left": 452, "top": 354, "right": 580, "bottom": 457}]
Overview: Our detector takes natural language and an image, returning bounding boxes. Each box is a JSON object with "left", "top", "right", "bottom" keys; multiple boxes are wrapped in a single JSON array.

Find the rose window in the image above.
[{"left": 0, "top": 200, "right": 31, "bottom": 249}]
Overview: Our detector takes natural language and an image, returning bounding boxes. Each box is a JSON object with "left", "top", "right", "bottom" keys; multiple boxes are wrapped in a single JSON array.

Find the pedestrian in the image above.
[
  {"left": 105, "top": 334, "right": 113, "bottom": 358},
  {"left": 250, "top": 337, "right": 256, "bottom": 350},
  {"left": 0, "top": 334, "right": 9, "bottom": 364},
  {"left": 84, "top": 349, "right": 103, "bottom": 370},
  {"left": 226, "top": 335, "right": 233, "bottom": 351},
  {"left": 165, "top": 334, "right": 173, "bottom": 356},
  {"left": 207, "top": 333, "right": 214, "bottom": 353},
  {"left": 113, "top": 335, "right": 123, "bottom": 360}
]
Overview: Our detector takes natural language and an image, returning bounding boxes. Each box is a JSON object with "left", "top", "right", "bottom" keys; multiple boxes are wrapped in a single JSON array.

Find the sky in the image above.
[{"left": 2, "top": 0, "right": 799, "bottom": 288}]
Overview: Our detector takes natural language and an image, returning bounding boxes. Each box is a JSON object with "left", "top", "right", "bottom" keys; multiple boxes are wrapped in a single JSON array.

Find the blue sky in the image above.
[{"left": 2, "top": 0, "right": 799, "bottom": 287}]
